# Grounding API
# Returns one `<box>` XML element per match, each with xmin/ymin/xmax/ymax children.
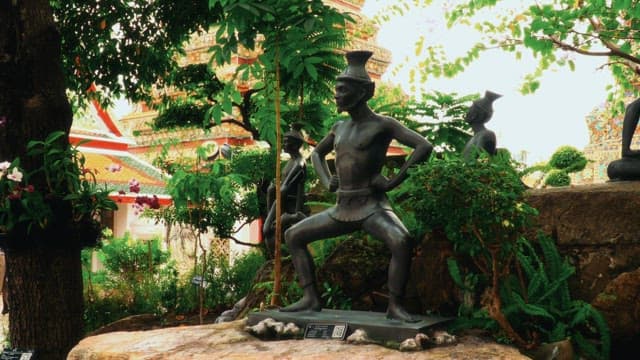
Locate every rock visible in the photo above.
<box><xmin>429</xmin><ymin>330</ymin><xmax>456</xmax><ymax>346</ymax></box>
<box><xmin>345</xmin><ymin>329</ymin><xmax>374</xmax><ymax>345</ymax></box>
<box><xmin>245</xmin><ymin>318</ymin><xmax>301</xmax><ymax>339</ymax></box>
<box><xmin>398</xmin><ymin>338</ymin><xmax>420</xmax><ymax>352</ymax></box>
<box><xmin>592</xmin><ymin>268</ymin><xmax>640</xmax><ymax>345</ymax></box>
<box><xmin>68</xmin><ymin>318</ymin><xmax>530</xmax><ymax>360</ymax></box>
<box><xmin>216</xmin><ymin>296</ymin><xmax>247</xmax><ymax>323</ymax></box>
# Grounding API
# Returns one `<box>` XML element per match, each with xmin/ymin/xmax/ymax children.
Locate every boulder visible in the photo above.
<box><xmin>68</xmin><ymin>318</ymin><xmax>530</xmax><ymax>360</ymax></box>
<box><xmin>591</xmin><ymin>267</ymin><xmax>640</xmax><ymax>357</ymax></box>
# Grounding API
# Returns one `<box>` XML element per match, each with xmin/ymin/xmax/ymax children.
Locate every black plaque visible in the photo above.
<box><xmin>304</xmin><ymin>322</ymin><xmax>348</xmax><ymax>340</ymax></box>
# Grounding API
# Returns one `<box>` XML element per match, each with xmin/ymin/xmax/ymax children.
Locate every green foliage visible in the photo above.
<box><xmin>548</xmin><ymin>146</ymin><xmax>588</xmax><ymax>173</ymax></box>
<box><xmin>511</xmin><ymin>234</ymin><xmax>611</xmax><ymax>360</ymax></box>
<box><xmin>149</xmin><ymin>145</ymin><xmax>273</xmax><ymax>240</ymax></box>
<box><xmin>201</xmin><ymin>0</ymin><xmax>350</xmax><ymax>144</ymax></box>
<box><xmin>382</xmin><ymin>1</ymin><xmax>640</xmax><ymax>104</ymax></box>
<box><xmin>52</xmin><ymin>0</ymin><xmax>221</xmax><ymax>105</ymax></box>
<box><xmin>544</xmin><ymin>169</ymin><xmax>571</xmax><ymax>187</ymax></box>
<box><xmin>0</xmin><ymin>131</ymin><xmax>116</xmax><ymax>240</ymax></box>
<box><xmin>397</xmin><ymin>151</ymin><xmax>609</xmax><ymax>358</ymax></box>
<box><xmin>524</xmin><ymin>145</ymin><xmax>589</xmax><ymax>187</ymax></box>
<box><xmin>398</xmin><ymin>152</ymin><xmax>536</xmax><ymax>252</ymax></box>
<box><xmin>82</xmin><ymin>234</ymin><xmax>178</xmax><ymax>333</ymax></box>
<box><xmin>175</xmin><ymin>249</ymin><xmax>266</xmax><ymax>313</ymax></box>
<box><xmin>375</xmin><ymin>90</ymin><xmax>474</xmax><ymax>154</ymax></box>
<box><xmin>321</xmin><ymin>282</ymin><xmax>352</xmax><ymax>310</ymax></box>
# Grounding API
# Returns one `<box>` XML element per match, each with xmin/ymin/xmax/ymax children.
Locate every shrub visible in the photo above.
<box><xmin>548</xmin><ymin>146</ymin><xmax>588</xmax><ymax>173</ymax></box>
<box><xmin>544</xmin><ymin>169</ymin><xmax>571</xmax><ymax>187</ymax></box>
<box><xmin>175</xmin><ymin>249</ymin><xmax>266</xmax><ymax>314</ymax></box>
<box><xmin>397</xmin><ymin>152</ymin><xmax>610</xmax><ymax>359</ymax></box>
<box><xmin>82</xmin><ymin>234</ymin><xmax>178</xmax><ymax>333</ymax></box>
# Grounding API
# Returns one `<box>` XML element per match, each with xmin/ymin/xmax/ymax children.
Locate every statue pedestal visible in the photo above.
<box><xmin>247</xmin><ymin>309</ymin><xmax>453</xmax><ymax>343</ymax></box>
<box><xmin>607</xmin><ymin>157</ymin><xmax>640</xmax><ymax>181</ymax></box>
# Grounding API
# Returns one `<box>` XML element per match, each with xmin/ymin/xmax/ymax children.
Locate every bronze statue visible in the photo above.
<box><xmin>608</xmin><ymin>97</ymin><xmax>640</xmax><ymax>180</ymax></box>
<box><xmin>263</xmin><ymin>124</ymin><xmax>308</xmax><ymax>255</ymax></box>
<box><xmin>462</xmin><ymin>90</ymin><xmax>501</xmax><ymax>160</ymax></box>
<box><xmin>280</xmin><ymin>50</ymin><xmax>433</xmax><ymax>322</ymax></box>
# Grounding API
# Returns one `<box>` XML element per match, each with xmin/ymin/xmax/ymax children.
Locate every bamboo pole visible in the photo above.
<box><xmin>271</xmin><ymin>45</ymin><xmax>283</xmax><ymax>307</ymax></box>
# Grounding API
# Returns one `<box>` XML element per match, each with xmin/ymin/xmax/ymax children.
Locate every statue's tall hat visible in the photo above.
<box><xmin>337</xmin><ymin>50</ymin><xmax>374</xmax><ymax>83</ymax></box>
<box><xmin>284</xmin><ymin>123</ymin><xmax>305</xmax><ymax>143</ymax></box>
<box><xmin>473</xmin><ymin>90</ymin><xmax>502</xmax><ymax>113</ymax></box>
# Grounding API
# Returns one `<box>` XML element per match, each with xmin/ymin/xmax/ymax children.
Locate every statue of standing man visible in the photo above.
<box><xmin>280</xmin><ymin>50</ymin><xmax>433</xmax><ymax>322</ymax></box>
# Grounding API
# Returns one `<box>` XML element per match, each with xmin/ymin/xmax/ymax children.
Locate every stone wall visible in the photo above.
<box><xmin>525</xmin><ymin>181</ymin><xmax>640</xmax><ymax>349</ymax></box>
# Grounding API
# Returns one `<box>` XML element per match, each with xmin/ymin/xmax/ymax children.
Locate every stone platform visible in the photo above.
<box><xmin>247</xmin><ymin>309</ymin><xmax>453</xmax><ymax>343</ymax></box>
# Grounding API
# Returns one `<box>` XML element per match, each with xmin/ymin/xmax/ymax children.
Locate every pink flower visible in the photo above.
<box><xmin>128</xmin><ymin>178</ymin><xmax>140</xmax><ymax>193</ymax></box>
<box><xmin>25</xmin><ymin>184</ymin><xmax>35</xmax><ymax>193</ymax></box>
<box><xmin>105</xmin><ymin>163</ymin><xmax>122</xmax><ymax>173</ymax></box>
<box><xmin>0</xmin><ymin>116</ymin><xmax>6</xmax><ymax>127</ymax></box>
<box><xmin>0</xmin><ymin>161</ymin><xmax>10</xmax><ymax>171</ymax></box>
<box><xmin>7</xmin><ymin>190</ymin><xmax>21</xmax><ymax>200</ymax></box>
<box><xmin>6</xmin><ymin>167</ymin><xmax>23</xmax><ymax>182</ymax></box>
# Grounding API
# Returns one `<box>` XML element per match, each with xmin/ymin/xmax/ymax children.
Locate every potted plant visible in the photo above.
<box><xmin>0</xmin><ymin>131</ymin><xmax>117</xmax><ymax>248</ymax></box>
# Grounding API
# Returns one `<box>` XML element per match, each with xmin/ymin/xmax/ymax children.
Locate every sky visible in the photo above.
<box><xmin>361</xmin><ymin>0</ymin><xmax>616</xmax><ymax>165</ymax></box>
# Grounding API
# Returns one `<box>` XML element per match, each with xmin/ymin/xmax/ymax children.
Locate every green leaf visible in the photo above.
<box><xmin>305</xmin><ymin>62</ymin><xmax>318</xmax><ymax>80</ymax></box>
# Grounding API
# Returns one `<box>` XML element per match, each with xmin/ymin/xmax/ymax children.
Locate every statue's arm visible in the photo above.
<box><xmin>311</xmin><ymin>125</ymin><xmax>338</xmax><ymax>192</ymax></box>
<box><xmin>375</xmin><ymin>118</ymin><xmax>432</xmax><ymax>191</ymax></box>
<box><xmin>280</xmin><ymin>162</ymin><xmax>304</xmax><ymax>194</ymax></box>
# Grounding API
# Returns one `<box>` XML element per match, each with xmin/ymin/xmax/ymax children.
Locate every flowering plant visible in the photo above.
<box><xmin>0</xmin><ymin>131</ymin><xmax>117</xmax><ymax>243</ymax></box>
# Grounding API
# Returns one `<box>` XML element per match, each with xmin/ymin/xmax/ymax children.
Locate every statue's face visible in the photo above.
<box><xmin>335</xmin><ymin>80</ymin><xmax>365</xmax><ymax>112</ymax></box>
<box><xmin>465</xmin><ymin>104</ymin><xmax>486</xmax><ymax>124</ymax></box>
<box><xmin>283</xmin><ymin>136</ymin><xmax>301</xmax><ymax>154</ymax></box>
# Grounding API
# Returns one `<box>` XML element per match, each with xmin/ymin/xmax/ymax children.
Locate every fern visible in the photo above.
<box><xmin>538</xmin><ymin>234</ymin><xmax>571</xmax><ymax>305</ymax></box>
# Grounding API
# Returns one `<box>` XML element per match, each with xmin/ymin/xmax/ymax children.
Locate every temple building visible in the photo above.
<box><xmin>571</xmin><ymin>95</ymin><xmax>639</xmax><ymax>185</ymax></box>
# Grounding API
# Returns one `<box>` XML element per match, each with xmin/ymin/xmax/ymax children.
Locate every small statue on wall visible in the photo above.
<box><xmin>462</xmin><ymin>90</ymin><xmax>502</xmax><ymax>160</ymax></box>
<box><xmin>262</xmin><ymin>124</ymin><xmax>308</xmax><ymax>256</ymax></box>
<box><xmin>279</xmin><ymin>50</ymin><xmax>433</xmax><ymax>322</ymax></box>
<box><xmin>607</xmin><ymin>97</ymin><xmax>640</xmax><ymax>181</ymax></box>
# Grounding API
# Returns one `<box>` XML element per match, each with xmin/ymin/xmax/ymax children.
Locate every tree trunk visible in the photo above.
<box><xmin>1</xmin><ymin>0</ymin><xmax>81</xmax><ymax>358</ymax></box>
<box><xmin>6</xmin><ymin>244</ymin><xmax>84</xmax><ymax>358</ymax></box>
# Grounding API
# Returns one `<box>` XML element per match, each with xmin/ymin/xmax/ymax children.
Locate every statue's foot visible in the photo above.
<box><xmin>279</xmin><ymin>296</ymin><xmax>322</xmax><ymax>312</ymax></box>
<box><xmin>386</xmin><ymin>304</ymin><xmax>420</xmax><ymax>323</ymax></box>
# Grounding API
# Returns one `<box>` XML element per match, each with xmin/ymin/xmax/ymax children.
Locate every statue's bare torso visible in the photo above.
<box><xmin>333</xmin><ymin>115</ymin><xmax>392</xmax><ymax>190</ymax></box>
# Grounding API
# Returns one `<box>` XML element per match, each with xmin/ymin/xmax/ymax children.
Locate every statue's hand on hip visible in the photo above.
<box><xmin>371</xmin><ymin>174</ymin><xmax>390</xmax><ymax>192</ymax></box>
<box><xmin>329</xmin><ymin>175</ymin><xmax>339</xmax><ymax>192</ymax></box>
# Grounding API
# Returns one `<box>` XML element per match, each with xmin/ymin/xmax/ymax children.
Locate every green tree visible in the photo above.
<box><xmin>1</xmin><ymin>1</ymin><xmax>212</xmax><ymax>356</ymax></box>
<box><xmin>384</xmin><ymin>0</ymin><xmax>640</xmax><ymax>112</ymax></box>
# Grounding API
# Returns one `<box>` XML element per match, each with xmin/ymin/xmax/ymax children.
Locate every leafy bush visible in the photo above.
<box><xmin>175</xmin><ymin>249</ymin><xmax>266</xmax><ymax>314</ymax></box>
<box><xmin>548</xmin><ymin>146</ymin><xmax>588</xmax><ymax>173</ymax></box>
<box><xmin>544</xmin><ymin>169</ymin><xmax>571</xmax><ymax>187</ymax></box>
<box><xmin>82</xmin><ymin>234</ymin><xmax>178</xmax><ymax>333</ymax></box>
<box><xmin>397</xmin><ymin>152</ymin><xmax>610</xmax><ymax>359</ymax></box>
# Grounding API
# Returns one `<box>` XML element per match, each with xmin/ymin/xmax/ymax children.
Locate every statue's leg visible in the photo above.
<box><xmin>363</xmin><ymin>210</ymin><xmax>419</xmax><ymax>322</ymax></box>
<box><xmin>622</xmin><ymin>97</ymin><xmax>640</xmax><ymax>157</ymax></box>
<box><xmin>280</xmin><ymin>211</ymin><xmax>356</xmax><ymax>312</ymax></box>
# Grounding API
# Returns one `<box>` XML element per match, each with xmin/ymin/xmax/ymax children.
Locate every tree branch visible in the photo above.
<box><xmin>229</xmin><ymin>235</ymin><xmax>260</xmax><ymax>247</ymax></box>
